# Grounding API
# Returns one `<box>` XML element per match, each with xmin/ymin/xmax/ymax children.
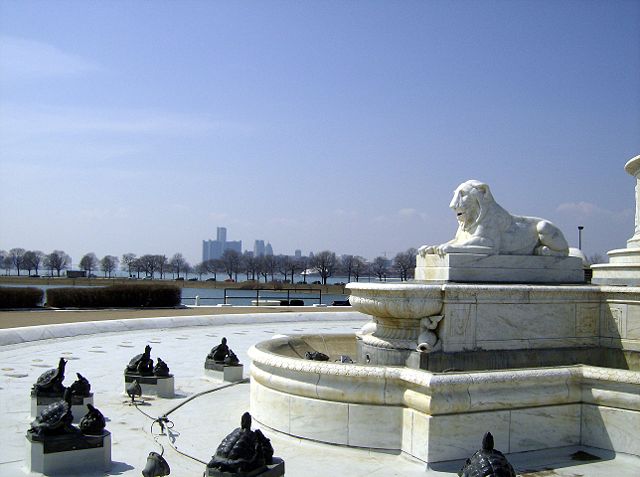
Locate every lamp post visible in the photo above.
<box><xmin>578</xmin><ymin>226</ymin><xmax>584</xmax><ymax>250</ymax></box>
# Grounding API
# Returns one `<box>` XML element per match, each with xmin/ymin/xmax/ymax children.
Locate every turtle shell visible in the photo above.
<box><xmin>30</xmin><ymin>390</ymin><xmax>73</xmax><ymax>435</ymax></box>
<box><xmin>35</xmin><ymin>357</ymin><xmax>66</xmax><ymax>389</ymax></box>
<box><xmin>126</xmin><ymin>345</ymin><xmax>153</xmax><ymax>374</ymax></box>
<box><xmin>208</xmin><ymin>412</ymin><xmax>267</xmax><ymax>473</ymax></box>
<box><xmin>458</xmin><ymin>432</ymin><xmax>516</xmax><ymax>477</ymax></box>
<box><xmin>79</xmin><ymin>403</ymin><xmax>106</xmax><ymax>434</ymax></box>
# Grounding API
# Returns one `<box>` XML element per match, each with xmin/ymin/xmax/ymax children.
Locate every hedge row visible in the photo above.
<box><xmin>46</xmin><ymin>284</ymin><xmax>181</xmax><ymax>308</ymax></box>
<box><xmin>0</xmin><ymin>287</ymin><xmax>44</xmax><ymax>308</ymax></box>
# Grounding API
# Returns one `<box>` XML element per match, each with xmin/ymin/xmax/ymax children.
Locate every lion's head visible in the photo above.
<box><xmin>449</xmin><ymin>180</ymin><xmax>494</xmax><ymax>231</ymax></box>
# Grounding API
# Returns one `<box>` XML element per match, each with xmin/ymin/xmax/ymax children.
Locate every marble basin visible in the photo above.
<box><xmin>346</xmin><ymin>282</ymin><xmax>442</xmax><ymax>319</ymax></box>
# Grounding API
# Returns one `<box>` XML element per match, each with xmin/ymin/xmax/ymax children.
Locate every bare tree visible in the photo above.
<box><xmin>277</xmin><ymin>255</ymin><xmax>292</xmax><ymax>283</ymax></box>
<box><xmin>242</xmin><ymin>252</ymin><xmax>257</xmax><ymax>281</ymax></box>
<box><xmin>195</xmin><ymin>262</ymin><xmax>208</xmax><ymax>280</ymax></box>
<box><xmin>256</xmin><ymin>256</ymin><xmax>268</xmax><ymax>283</ymax></box>
<box><xmin>372</xmin><ymin>256</ymin><xmax>390</xmax><ymax>281</ymax></box>
<box><xmin>183</xmin><ymin>262</ymin><xmax>193</xmax><ymax>279</ymax></box>
<box><xmin>221</xmin><ymin>249</ymin><xmax>241</xmax><ymax>281</ymax></box>
<box><xmin>45</xmin><ymin>250</ymin><xmax>71</xmax><ymax>277</ymax></box>
<box><xmin>156</xmin><ymin>255</ymin><xmax>168</xmax><ymax>279</ymax></box>
<box><xmin>121</xmin><ymin>253</ymin><xmax>137</xmax><ymax>277</ymax></box>
<box><xmin>203</xmin><ymin>259</ymin><xmax>220</xmax><ymax>281</ymax></box>
<box><xmin>297</xmin><ymin>255</ymin><xmax>309</xmax><ymax>284</ymax></box>
<box><xmin>132</xmin><ymin>258</ymin><xmax>144</xmax><ymax>279</ymax></box>
<box><xmin>587</xmin><ymin>253</ymin><xmax>607</xmax><ymax>265</ymax></box>
<box><xmin>351</xmin><ymin>256</ymin><xmax>367</xmax><ymax>282</ymax></box>
<box><xmin>80</xmin><ymin>253</ymin><xmax>98</xmax><ymax>277</ymax></box>
<box><xmin>311</xmin><ymin>250</ymin><xmax>337</xmax><ymax>285</ymax></box>
<box><xmin>394</xmin><ymin>248</ymin><xmax>417</xmax><ymax>281</ymax></box>
<box><xmin>9</xmin><ymin>248</ymin><xmax>26</xmax><ymax>276</ymax></box>
<box><xmin>139</xmin><ymin>254</ymin><xmax>157</xmax><ymax>278</ymax></box>
<box><xmin>170</xmin><ymin>253</ymin><xmax>188</xmax><ymax>278</ymax></box>
<box><xmin>340</xmin><ymin>255</ymin><xmax>355</xmax><ymax>282</ymax></box>
<box><xmin>100</xmin><ymin>255</ymin><xmax>119</xmax><ymax>278</ymax></box>
<box><xmin>23</xmin><ymin>250</ymin><xmax>45</xmax><ymax>276</ymax></box>
<box><xmin>0</xmin><ymin>250</ymin><xmax>8</xmax><ymax>275</ymax></box>
<box><xmin>263</xmin><ymin>254</ymin><xmax>278</xmax><ymax>282</ymax></box>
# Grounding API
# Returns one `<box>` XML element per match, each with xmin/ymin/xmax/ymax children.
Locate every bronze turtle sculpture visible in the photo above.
<box><xmin>208</xmin><ymin>337</ymin><xmax>230</xmax><ymax>363</ymax></box>
<box><xmin>153</xmin><ymin>358</ymin><xmax>170</xmax><ymax>377</ymax></box>
<box><xmin>69</xmin><ymin>372</ymin><xmax>91</xmax><ymax>397</ymax></box>
<box><xmin>126</xmin><ymin>344</ymin><xmax>153</xmax><ymax>375</ymax></box>
<box><xmin>305</xmin><ymin>351</ymin><xmax>329</xmax><ymax>361</ymax></box>
<box><xmin>32</xmin><ymin>357</ymin><xmax>67</xmax><ymax>395</ymax></box>
<box><xmin>79</xmin><ymin>403</ymin><xmax>106</xmax><ymax>435</ymax></box>
<box><xmin>29</xmin><ymin>388</ymin><xmax>77</xmax><ymax>440</ymax></box>
<box><xmin>458</xmin><ymin>432</ymin><xmax>516</xmax><ymax>477</ymax></box>
<box><xmin>207</xmin><ymin>412</ymin><xmax>273</xmax><ymax>473</ymax></box>
<box><xmin>224</xmin><ymin>349</ymin><xmax>240</xmax><ymax>366</ymax></box>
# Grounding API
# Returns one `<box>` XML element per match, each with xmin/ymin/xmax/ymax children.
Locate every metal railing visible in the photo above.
<box><xmin>223</xmin><ymin>288</ymin><xmax>322</xmax><ymax>306</ymax></box>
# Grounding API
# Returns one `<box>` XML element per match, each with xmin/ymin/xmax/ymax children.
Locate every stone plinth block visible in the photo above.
<box><xmin>123</xmin><ymin>374</ymin><xmax>174</xmax><ymax>398</ymax></box>
<box><xmin>26</xmin><ymin>430</ymin><xmax>111</xmax><ymax>474</ymax></box>
<box><xmin>415</xmin><ymin>253</ymin><xmax>584</xmax><ymax>283</ymax></box>
<box><xmin>206</xmin><ymin>458</ymin><xmax>285</xmax><ymax>477</ymax></box>
<box><xmin>31</xmin><ymin>393</ymin><xmax>94</xmax><ymax>424</ymax></box>
<box><xmin>204</xmin><ymin>360</ymin><xmax>244</xmax><ymax>382</ymax></box>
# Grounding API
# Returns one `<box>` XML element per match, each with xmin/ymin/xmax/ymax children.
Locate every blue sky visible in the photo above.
<box><xmin>1</xmin><ymin>0</ymin><xmax>639</xmax><ymax>266</ymax></box>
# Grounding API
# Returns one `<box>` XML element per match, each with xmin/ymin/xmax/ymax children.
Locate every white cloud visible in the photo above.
<box><xmin>398</xmin><ymin>208</ymin><xmax>427</xmax><ymax>220</ymax></box>
<box><xmin>0</xmin><ymin>36</ymin><xmax>103</xmax><ymax>79</ymax></box>
<box><xmin>0</xmin><ymin>104</ymin><xmax>230</xmax><ymax>138</ymax></box>
<box><xmin>556</xmin><ymin>201</ymin><xmax>631</xmax><ymax>222</ymax></box>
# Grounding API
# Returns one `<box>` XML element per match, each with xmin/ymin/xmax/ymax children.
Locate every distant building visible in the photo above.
<box><xmin>294</xmin><ymin>249</ymin><xmax>302</xmax><ymax>258</ymax></box>
<box><xmin>202</xmin><ymin>227</ymin><xmax>242</xmax><ymax>261</ymax></box>
<box><xmin>254</xmin><ymin>240</ymin><xmax>265</xmax><ymax>257</ymax></box>
<box><xmin>265</xmin><ymin>242</ymin><xmax>273</xmax><ymax>256</ymax></box>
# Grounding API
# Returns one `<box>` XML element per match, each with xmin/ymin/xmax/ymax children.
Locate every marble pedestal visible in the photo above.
<box><xmin>591</xmin><ymin>247</ymin><xmax>640</xmax><ymax>285</ymax></box>
<box><xmin>204</xmin><ymin>360</ymin><xmax>244</xmax><ymax>382</ymax></box>
<box><xmin>205</xmin><ymin>458</ymin><xmax>285</xmax><ymax>477</ymax></box>
<box><xmin>26</xmin><ymin>430</ymin><xmax>111</xmax><ymax>474</ymax></box>
<box><xmin>31</xmin><ymin>393</ymin><xmax>94</xmax><ymax>424</ymax></box>
<box><xmin>124</xmin><ymin>374</ymin><xmax>174</xmax><ymax>398</ymax></box>
<box><xmin>415</xmin><ymin>253</ymin><xmax>584</xmax><ymax>283</ymax></box>
<box><xmin>592</xmin><ymin>154</ymin><xmax>640</xmax><ymax>285</ymax></box>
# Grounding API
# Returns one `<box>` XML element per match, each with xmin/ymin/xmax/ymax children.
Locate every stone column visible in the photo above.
<box><xmin>625</xmin><ymin>155</ymin><xmax>640</xmax><ymax>248</ymax></box>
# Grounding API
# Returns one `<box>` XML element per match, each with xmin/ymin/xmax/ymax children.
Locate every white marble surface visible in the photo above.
<box><xmin>1</xmin><ymin>314</ymin><xmax>639</xmax><ymax>476</ymax></box>
<box><xmin>509</xmin><ymin>405</ymin><xmax>581</xmax><ymax>452</ymax></box>
<box><xmin>415</xmin><ymin>253</ymin><xmax>584</xmax><ymax>283</ymax></box>
<box><xmin>26</xmin><ymin>432</ymin><xmax>111</xmax><ymax>474</ymax></box>
<box><xmin>581</xmin><ymin>404</ymin><xmax>640</xmax><ymax>456</ymax></box>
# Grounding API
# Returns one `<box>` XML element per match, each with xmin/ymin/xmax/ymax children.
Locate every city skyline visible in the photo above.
<box><xmin>1</xmin><ymin>2</ymin><xmax>638</xmax><ymax>266</ymax></box>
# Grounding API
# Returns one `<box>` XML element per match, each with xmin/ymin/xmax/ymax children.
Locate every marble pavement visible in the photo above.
<box><xmin>0</xmin><ymin>311</ymin><xmax>638</xmax><ymax>476</ymax></box>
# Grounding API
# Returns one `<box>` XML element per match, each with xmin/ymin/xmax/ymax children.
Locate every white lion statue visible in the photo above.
<box><xmin>419</xmin><ymin>180</ymin><xmax>570</xmax><ymax>257</ymax></box>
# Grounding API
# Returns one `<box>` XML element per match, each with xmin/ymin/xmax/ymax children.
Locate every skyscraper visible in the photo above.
<box><xmin>254</xmin><ymin>240</ymin><xmax>265</xmax><ymax>257</ymax></box>
<box><xmin>203</xmin><ymin>227</ymin><xmax>242</xmax><ymax>262</ymax></box>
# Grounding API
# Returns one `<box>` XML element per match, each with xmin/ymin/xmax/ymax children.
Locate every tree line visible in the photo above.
<box><xmin>0</xmin><ymin>247</ymin><xmax>419</xmax><ymax>284</ymax></box>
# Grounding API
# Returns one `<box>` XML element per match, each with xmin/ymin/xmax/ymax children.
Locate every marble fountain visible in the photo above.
<box><xmin>249</xmin><ymin>158</ymin><xmax>640</xmax><ymax>466</ymax></box>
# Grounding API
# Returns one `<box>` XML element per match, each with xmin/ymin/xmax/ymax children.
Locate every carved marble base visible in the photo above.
<box><xmin>415</xmin><ymin>253</ymin><xmax>585</xmax><ymax>283</ymax></box>
<box><xmin>205</xmin><ymin>458</ymin><xmax>285</xmax><ymax>477</ymax></box>
<box><xmin>123</xmin><ymin>373</ymin><xmax>174</xmax><ymax>398</ymax></box>
<box><xmin>26</xmin><ymin>430</ymin><xmax>111</xmax><ymax>474</ymax></box>
<box><xmin>591</xmin><ymin>247</ymin><xmax>640</xmax><ymax>286</ymax></box>
<box><xmin>204</xmin><ymin>361</ymin><xmax>244</xmax><ymax>382</ymax></box>
<box><xmin>31</xmin><ymin>394</ymin><xmax>94</xmax><ymax>424</ymax></box>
